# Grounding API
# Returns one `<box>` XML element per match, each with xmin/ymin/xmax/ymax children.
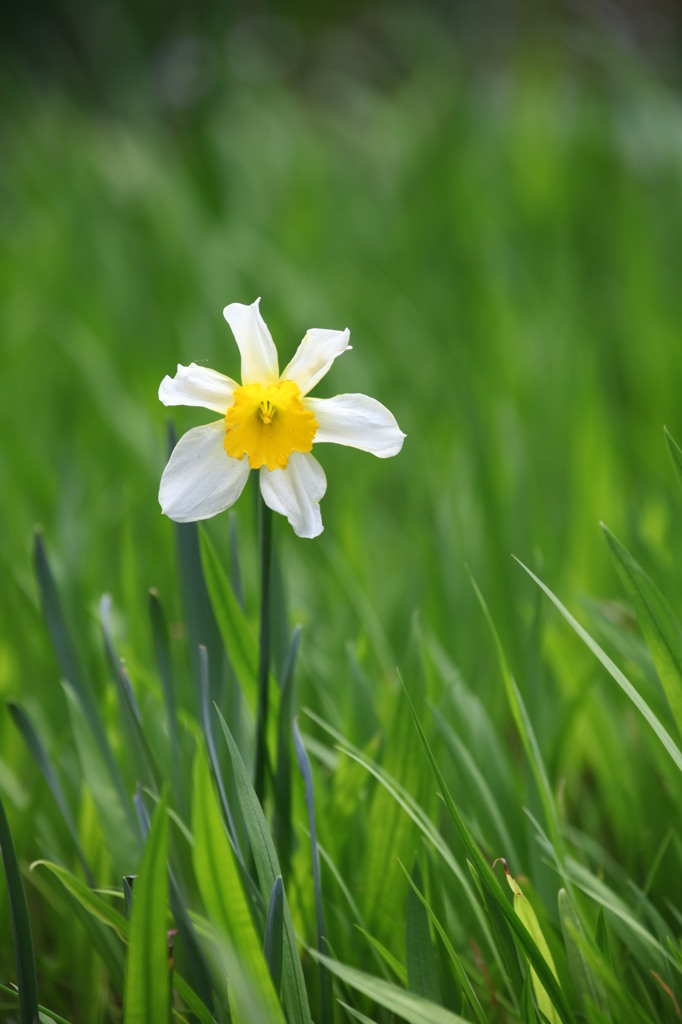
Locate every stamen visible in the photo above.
<box><xmin>224</xmin><ymin>379</ymin><xmax>318</xmax><ymax>471</ymax></box>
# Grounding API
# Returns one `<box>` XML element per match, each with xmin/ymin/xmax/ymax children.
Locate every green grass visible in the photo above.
<box><xmin>2</xmin><ymin>14</ymin><xmax>682</xmax><ymax>1023</ymax></box>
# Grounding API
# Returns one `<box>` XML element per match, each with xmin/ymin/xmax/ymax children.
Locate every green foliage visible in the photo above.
<box><xmin>2</xmin><ymin>14</ymin><xmax>682</xmax><ymax>1024</ymax></box>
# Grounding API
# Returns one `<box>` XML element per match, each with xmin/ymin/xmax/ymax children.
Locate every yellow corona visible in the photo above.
<box><xmin>224</xmin><ymin>379</ymin><xmax>318</xmax><ymax>472</ymax></box>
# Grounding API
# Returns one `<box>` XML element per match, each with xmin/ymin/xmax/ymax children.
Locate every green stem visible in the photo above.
<box><xmin>254</xmin><ymin>494</ymin><xmax>273</xmax><ymax>803</ymax></box>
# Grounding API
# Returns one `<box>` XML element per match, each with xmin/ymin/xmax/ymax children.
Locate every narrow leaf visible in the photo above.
<box><xmin>400</xmin><ymin>861</ymin><xmax>488</xmax><ymax>1024</ymax></box>
<box><xmin>191</xmin><ymin>748</ymin><xmax>284</xmax><ymax>1023</ymax></box>
<box><xmin>199</xmin><ymin>526</ymin><xmax>259</xmax><ymax>704</ymax></box>
<box><xmin>264</xmin><ymin>876</ymin><xmax>284</xmax><ymax>995</ymax></box>
<box><xmin>35</xmin><ymin>532</ymin><xmax>134</xmax><ymax>830</ymax></box>
<box><xmin>514</xmin><ymin>558</ymin><xmax>682</xmax><ymax>773</ymax></box>
<box><xmin>293</xmin><ymin>718</ymin><xmax>333</xmax><ymax>1024</ymax></box>
<box><xmin>123</xmin><ymin>795</ymin><xmax>170</xmax><ymax>1024</ymax></box>
<box><xmin>149</xmin><ymin>589</ymin><xmax>183</xmax><ymax>810</ymax></box>
<box><xmin>665</xmin><ymin>427</ymin><xmax>682</xmax><ymax>491</ymax></box>
<box><xmin>215</xmin><ymin>706</ymin><xmax>312</xmax><ymax>1024</ymax></box>
<box><xmin>7</xmin><ymin>702</ymin><xmax>94</xmax><ymax>885</ymax></box>
<box><xmin>602</xmin><ymin>523</ymin><xmax>682</xmax><ymax>740</ymax></box>
<box><xmin>558</xmin><ymin>889</ymin><xmax>607</xmax><ymax>1016</ymax></box>
<box><xmin>0</xmin><ymin>790</ymin><xmax>40</xmax><ymax>1024</ymax></box>
<box><xmin>62</xmin><ymin>681</ymin><xmax>139</xmax><ymax>873</ymax></box>
<box><xmin>401</xmin><ymin>684</ymin><xmax>577</xmax><ymax>1024</ymax></box>
<box><xmin>405</xmin><ymin>859</ymin><xmax>441</xmax><ymax>1003</ymax></box>
<box><xmin>310</xmin><ymin>952</ymin><xmax>470</xmax><ymax>1024</ymax></box>
<box><xmin>274</xmin><ymin>625</ymin><xmax>301</xmax><ymax>882</ymax></box>
<box><xmin>501</xmin><ymin>862</ymin><xmax>561</xmax><ymax>1024</ymax></box>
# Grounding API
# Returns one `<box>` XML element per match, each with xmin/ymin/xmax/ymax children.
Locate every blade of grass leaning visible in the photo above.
<box><xmin>430</xmin><ymin>704</ymin><xmax>521</xmax><ymax>868</ymax></box>
<box><xmin>35</xmin><ymin>531</ymin><xmax>134</xmax><ymax>831</ymax></box>
<box><xmin>354</xmin><ymin>926</ymin><xmax>408</xmax><ymax>984</ymax></box>
<box><xmin>215</xmin><ymin>705</ymin><xmax>313</xmax><ymax>1024</ymax></box>
<box><xmin>292</xmin><ymin>717</ymin><xmax>333</xmax><ymax>1024</ymax></box>
<box><xmin>602</xmin><ymin>523</ymin><xmax>682</xmax><ymax>740</ymax></box>
<box><xmin>467</xmin><ymin>569</ymin><xmax>564</xmax><ymax>861</ymax></box>
<box><xmin>401</xmin><ymin>682</ymin><xmax>577</xmax><ymax>1024</ymax></box>
<box><xmin>101</xmin><ymin>593</ymin><xmax>165</xmax><ymax>792</ymax></box>
<box><xmin>664</xmin><ymin>427</ymin><xmax>682</xmax><ymax>491</ymax></box>
<box><xmin>399</xmin><ymin>860</ymin><xmax>488</xmax><ymax>1024</ymax></box>
<box><xmin>36</xmin><ymin>862</ymin><xmax>216</xmax><ymax>1024</ymax></box>
<box><xmin>405</xmin><ymin>858</ymin><xmax>441</xmax><ymax>1003</ymax></box>
<box><xmin>191</xmin><ymin>747</ymin><xmax>284</xmax><ymax>1023</ymax></box>
<box><xmin>514</xmin><ymin>558</ymin><xmax>682</xmax><ymax>773</ymax></box>
<box><xmin>33</xmin><ymin>860</ymin><xmax>129</xmax><ymax>940</ymax></box>
<box><xmin>7</xmin><ymin>701</ymin><xmax>94</xmax><ymax>885</ymax></box>
<box><xmin>264</xmin><ymin>876</ymin><xmax>284</xmax><ymax>995</ymax></box>
<box><xmin>32</xmin><ymin>861</ymin><xmax>126</xmax><ymax>990</ymax></box>
<box><xmin>304</xmin><ymin>707</ymin><xmax>498</xmax><ymax>968</ymax></box>
<box><xmin>499</xmin><ymin>861</ymin><xmax>561</xmax><ymax>1024</ymax></box>
<box><xmin>149</xmin><ymin>588</ymin><xmax>183</xmax><ymax>812</ymax></box>
<box><xmin>0</xmin><ymin>983</ymin><xmax>73</xmax><ymax>1024</ymax></box>
<box><xmin>309</xmin><ymin>952</ymin><xmax>471</xmax><ymax>1024</ymax></box>
<box><xmin>0</xmin><ymin>790</ymin><xmax>40</xmax><ymax>1024</ymax></box>
<box><xmin>337</xmin><ymin>1004</ymin><xmax>381</xmax><ymax>1024</ymax></box>
<box><xmin>123</xmin><ymin>794</ymin><xmax>170</xmax><ymax>1024</ymax></box>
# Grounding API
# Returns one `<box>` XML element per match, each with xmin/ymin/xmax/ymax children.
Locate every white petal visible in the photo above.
<box><xmin>159</xmin><ymin>420</ymin><xmax>250</xmax><ymax>522</ymax></box>
<box><xmin>159</xmin><ymin>363</ymin><xmax>238</xmax><ymax>414</ymax></box>
<box><xmin>223</xmin><ymin>298</ymin><xmax>279</xmax><ymax>386</ymax></box>
<box><xmin>304</xmin><ymin>394</ymin><xmax>405</xmax><ymax>457</ymax></box>
<box><xmin>281</xmin><ymin>328</ymin><xmax>351</xmax><ymax>395</ymax></box>
<box><xmin>259</xmin><ymin>451</ymin><xmax>327</xmax><ymax>539</ymax></box>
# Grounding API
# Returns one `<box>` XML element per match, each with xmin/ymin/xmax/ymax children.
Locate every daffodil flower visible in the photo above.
<box><xmin>158</xmin><ymin>299</ymin><xmax>405</xmax><ymax>538</ymax></box>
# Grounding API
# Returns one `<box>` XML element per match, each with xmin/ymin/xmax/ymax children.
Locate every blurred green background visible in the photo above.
<box><xmin>3</xmin><ymin>1</ymin><xmax>682</xmax><ymax>666</ymax></box>
<box><xmin>3</xmin><ymin>0</ymin><xmax>682</xmax><ymax>1015</ymax></box>
<box><xmin>3</xmin><ymin>0</ymin><xmax>682</xmax><ymax>925</ymax></box>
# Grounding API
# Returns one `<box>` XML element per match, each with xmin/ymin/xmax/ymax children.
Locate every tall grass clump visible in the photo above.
<box><xmin>2</xmin><ymin>8</ymin><xmax>682</xmax><ymax>1023</ymax></box>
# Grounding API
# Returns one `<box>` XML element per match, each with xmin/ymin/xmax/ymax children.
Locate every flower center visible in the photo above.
<box><xmin>224</xmin><ymin>379</ymin><xmax>318</xmax><ymax>472</ymax></box>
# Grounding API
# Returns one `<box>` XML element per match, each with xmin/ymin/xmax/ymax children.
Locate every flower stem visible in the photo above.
<box><xmin>254</xmin><ymin>493</ymin><xmax>273</xmax><ymax>803</ymax></box>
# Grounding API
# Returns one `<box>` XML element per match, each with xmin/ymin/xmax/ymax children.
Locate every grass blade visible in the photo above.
<box><xmin>401</xmin><ymin>682</ymin><xmax>577</xmax><ymax>1024</ymax></box>
<box><xmin>62</xmin><ymin>681</ymin><xmax>139</xmax><ymax>873</ymax></box>
<box><xmin>35</xmin><ymin>532</ymin><xmax>134</xmax><ymax>831</ymax></box>
<box><xmin>173</xmin><ymin>486</ymin><xmax>224</xmax><ymax>711</ymax></box>
<box><xmin>215</xmin><ymin>706</ymin><xmax>312</xmax><ymax>1024</ymax></box>
<box><xmin>0</xmin><ymin>790</ymin><xmax>40</xmax><ymax>1024</ymax></box>
<box><xmin>7</xmin><ymin>701</ymin><xmax>94</xmax><ymax>885</ymax></box>
<box><xmin>292</xmin><ymin>717</ymin><xmax>333</xmax><ymax>1024</ymax></box>
<box><xmin>467</xmin><ymin>569</ymin><xmax>564</xmax><ymax>860</ymax></box>
<box><xmin>123</xmin><ymin>794</ymin><xmax>170</xmax><ymax>1024</ymax></box>
<box><xmin>399</xmin><ymin>860</ymin><xmax>488</xmax><ymax>1024</ymax></box>
<box><xmin>405</xmin><ymin>858</ymin><xmax>441</xmax><ymax>1003</ymax></box>
<box><xmin>264</xmin><ymin>875</ymin><xmax>284</xmax><ymax>995</ymax></box>
<box><xmin>500</xmin><ymin>861</ymin><xmax>561</xmax><ymax>1024</ymax></box>
<box><xmin>309</xmin><ymin>952</ymin><xmax>470</xmax><ymax>1024</ymax></box>
<box><xmin>199</xmin><ymin>525</ymin><xmax>259</xmax><ymax>707</ymax></box>
<box><xmin>191</xmin><ymin>747</ymin><xmax>284</xmax><ymax>1023</ymax></box>
<box><xmin>514</xmin><ymin>558</ymin><xmax>682</xmax><ymax>773</ymax></box>
<box><xmin>602</xmin><ymin>523</ymin><xmax>682</xmax><ymax>740</ymax></box>
<box><xmin>665</xmin><ymin>427</ymin><xmax>682</xmax><ymax>491</ymax></box>
<box><xmin>274</xmin><ymin>625</ymin><xmax>301</xmax><ymax>883</ymax></box>
<box><xmin>149</xmin><ymin>588</ymin><xmax>183</xmax><ymax>812</ymax></box>
<box><xmin>558</xmin><ymin>889</ymin><xmax>607</xmax><ymax>1017</ymax></box>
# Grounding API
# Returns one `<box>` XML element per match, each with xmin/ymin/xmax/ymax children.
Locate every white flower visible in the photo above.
<box><xmin>158</xmin><ymin>299</ymin><xmax>405</xmax><ymax>538</ymax></box>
